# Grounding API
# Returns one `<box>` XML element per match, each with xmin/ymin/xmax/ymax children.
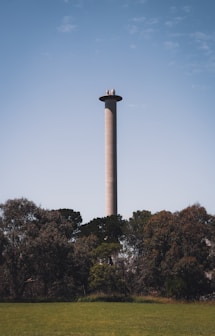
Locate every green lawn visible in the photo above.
<box><xmin>0</xmin><ymin>302</ymin><xmax>214</xmax><ymax>336</ymax></box>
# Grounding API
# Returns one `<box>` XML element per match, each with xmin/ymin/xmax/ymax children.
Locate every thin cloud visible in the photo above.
<box><xmin>181</xmin><ymin>56</ymin><xmax>215</xmax><ymax>76</ymax></box>
<box><xmin>74</xmin><ymin>0</ymin><xmax>84</xmax><ymax>8</ymax></box>
<box><xmin>147</xmin><ymin>18</ymin><xmax>159</xmax><ymax>25</ymax></box>
<box><xmin>169</xmin><ymin>32</ymin><xmax>186</xmax><ymax>38</ymax></box>
<box><xmin>123</xmin><ymin>0</ymin><xmax>147</xmax><ymax>8</ymax></box>
<box><xmin>137</xmin><ymin>0</ymin><xmax>148</xmax><ymax>4</ymax></box>
<box><xmin>130</xmin><ymin>16</ymin><xmax>159</xmax><ymax>25</ymax></box>
<box><xmin>206</xmin><ymin>60</ymin><xmax>215</xmax><ymax>73</ymax></box>
<box><xmin>128</xmin><ymin>16</ymin><xmax>159</xmax><ymax>37</ymax></box>
<box><xmin>164</xmin><ymin>40</ymin><xmax>179</xmax><ymax>50</ymax></box>
<box><xmin>141</xmin><ymin>28</ymin><xmax>156</xmax><ymax>39</ymax></box>
<box><xmin>191</xmin><ymin>31</ymin><xmax>215</xmax><ymax>43</ymax></box>
<box><xmin>58</xmin><ymin>16</ymin><xmax>77</xmax><ymax>33</ymax></box>
<box><xmin>182</xmin><ymin>5</ymin><xmax>191</xmax><ymax>14</ymax></box>
<box><xmin>63</xmin><ymin>0</ymin><xmax>83</xmax><ymax>6</ymax></box>
<box><xmin>199</xmin><ymin>42</ymin><xmax>210</xmax><ymax>51</ymax></box>
<box><xmin>170</xmin><ymin>6</ymin><xmax>177</xmax><ymax>14</ymax></box>
<box><xmin>129</xmin><ymin>43</ymin><xmax>137</xmax><ymax>49</ymax></box>
<box><xmin>165</xmin><ymin>16</ymin><xmax>185</xmax><ymax>27</ymax></box>
<box><xmin>192</xmin><ymin>32</ymin><xmax>209</xmax><ymax>41</ymax></box>
<box><xmin>131</xmin><ymin>16</ymin><xmax>146</xmax><ymax>23</ymax></box>
<box><xmin>170</xmin><ymin>5</ymin><xmax>191</xmax><ymax>15</ymax></box>
<box><xmin>127</xmin><ymin>24</ymin><xmax>138</xmax><ymax>34</ymax></box>
<box><xmin>190</xmin><ymin>31</ymin><xmax>215</xmax><ymax>54</ymax></box>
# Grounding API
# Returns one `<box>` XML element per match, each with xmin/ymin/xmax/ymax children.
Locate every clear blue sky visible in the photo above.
<box><xmin>1</xmin><ymin>0</ymin><xmax>215</xmax><ymax>223</ymax></box>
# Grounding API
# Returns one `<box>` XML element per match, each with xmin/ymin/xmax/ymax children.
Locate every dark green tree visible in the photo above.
<box><xmin>78</xmin><ymin>216</ymin><xmax>127</xmax><ymax>295</ymax></box>
<box><xmin>27</xmin><ymin>225</ymin><xmax>74</xmax><ymax>298</ymax></box>
<box><xmin>139</xmin><ymin>205</ymin><xmax>213</xmax><ymax>298</ymax></box>
<box><xmin>122</xmin><ymin>210</ymin><xmax>152</xmax><ymax>293</ymax></box>
<box><xmin>0</xmin><ymin>198</ymin><xmax>42</xmax><ymax>298</ymax></box>
<box><xmin>89</xmin><ymin>263</ymin><xmax>127</xmax><ymax>295</ymax></box>
<box><xmin>56</xmin><ymin>208</ymin><xmax>82</xmax><ymax>239</ymax></box>
<box><xmin>78</xmin><ymin>215</ymin><xmax>124</xmax><ymax>244</ymax></box>
<box><xmin>123</xmin><ymin>210</ymin><xmax>152</xmax><ymax>256</ymax></box>
<box><xmin>73</xmin><ymin>234</ymin><xmax>98</xmax><ymax>295</ymax></box>
<box><xmin>0</xmin><ymin>198</ymin><xmax>80</xmax><ymax>299</ymax></box>
<box><xmin>89</xmin><ymin>242</ymin><xmax>127</xmax><ymax>295</ymax></box>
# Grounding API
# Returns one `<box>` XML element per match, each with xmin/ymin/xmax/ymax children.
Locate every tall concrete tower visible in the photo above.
<box><xmin>99</xmin><ymin>89</ymin><xmax>122</xmax><ymax>216</ymax></box>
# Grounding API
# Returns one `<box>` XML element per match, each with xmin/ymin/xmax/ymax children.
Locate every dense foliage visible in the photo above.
<box><xmin>0</xmin><ymin>198</ymin><xmax>214</xmax><ymax>300</ymax></box>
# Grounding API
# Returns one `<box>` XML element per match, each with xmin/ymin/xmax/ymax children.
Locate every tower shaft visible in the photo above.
<box><xmin>105</xmin><ymin>99</ymin><xmax>117</xmax><ymax>216</ymax></box>
<box><xmin>99</xmin><ymin>90</ymin><xmax>122</xmax><ymax>216</ymax></box>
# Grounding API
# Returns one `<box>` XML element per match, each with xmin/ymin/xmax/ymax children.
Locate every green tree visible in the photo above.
<box><xmin>0</xmin><ymin>198</ymin><xmax>42</xmax><ymax>298</ymax></box>
<box><xmin>166</xmin><ymin>204</ymin><xmax>213</xmax><ymax>299</ymax></box>
<box><xmin>93</xmin><ymin>242</ymin><xmax>121</xmax><ymax>265</ymax></box>
<box><xmin>56</xmin><ymin>208</ymin><xmax>82</xmax><ymax>239</ymax></box>
<box><xmin>141</xmin><ymin>210</ymin><xmax>174</xmax><ymax>293</ymax></box>
<box><xmin>138</xmin><ymin>205</ymin><xmax>213</xmax><ymax>298</ymax></box>
<box><xmin>27</xmin><ymin>225</ymin><xmax>74</xmax><ymax>298</ymax></box>
<box><xmin>123</xmin><ymin>210</ymin><xmax>152</xmax><ymax>256</ymax></box>
<box><xmin>167</xmin><ymin>256</ymin><xmax>209</xmax><ymax>299</ymax></box>
<box><xmin>89</xmin><ymin>263</ymin><xmax>127</xmax><ymax>295</ymax></box>
<box><xmin>73</xmin><ymin>234</ymin><xmax>98</xmax><ymax>295</ymax></box>
<box><xmin>78</xmin><ymin>215</ymin><xmax>124</xmax><ymax>244</ymax></box>
<box><xmin>0</xmin><ymin>198</ymin><xmax>80</xmax><ymax>299</ymax></box>
<box><xmin>88</xmin><ymin>238</ymin><xmax>128</xmax><ymax>295</ymax></box>
<box><xmin>121</xmin><ymin>210</ymin><xmax>152</xmax><ymax>294</ymax></box>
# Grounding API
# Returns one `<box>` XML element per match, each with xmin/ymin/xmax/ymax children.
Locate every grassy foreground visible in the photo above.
<box><xmin>0</xmin><ymin>301</ymin><xmax>214</xmax><ymax>336</ymax></box>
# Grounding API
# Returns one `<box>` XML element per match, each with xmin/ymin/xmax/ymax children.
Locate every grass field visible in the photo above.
<box><xmin>0</xmin><ymin>301</ymin><xmax>214</xmax><ymax>336</ymax></box>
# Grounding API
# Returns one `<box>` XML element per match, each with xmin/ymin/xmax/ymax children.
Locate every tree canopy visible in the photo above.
<box><xmin>0</xmin><ymin>198</ymin><xmax>214</xmax><ymax>301</ymax></box>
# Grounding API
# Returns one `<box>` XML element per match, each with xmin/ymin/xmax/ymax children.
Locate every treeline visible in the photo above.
<box><xmin>0</xmin><ymin>198</ymin><xmax>215</xmax><ymax>301</ymax></box>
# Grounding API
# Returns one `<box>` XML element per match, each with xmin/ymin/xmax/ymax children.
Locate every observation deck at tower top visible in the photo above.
<box><xmin>99</xmin><ymin>89</ymin><xmax>122</xmax><ymax>102</ymax></box>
